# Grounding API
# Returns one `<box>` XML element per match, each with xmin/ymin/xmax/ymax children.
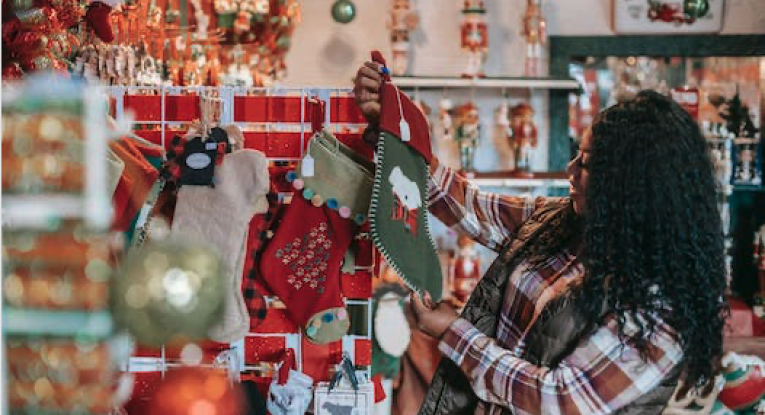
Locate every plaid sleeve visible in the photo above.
<box><xmin>439</xmin><ymin>315</ymin><xmax>684</xmax><ymax>415</ymax></box>
<box><xmin>426</xmin><ymin>159</ymin><xmax>543</xmax><ymax>252</ymax></box>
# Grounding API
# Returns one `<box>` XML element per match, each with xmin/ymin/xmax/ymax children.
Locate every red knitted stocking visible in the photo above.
<box><xmin>259</xmin><ymin>194</ymin><xmax>354</xmax><ymax>344</ymax></box>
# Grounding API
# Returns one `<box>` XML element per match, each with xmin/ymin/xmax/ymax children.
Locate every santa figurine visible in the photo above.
<box><xmin>509</xmin><ymin>103</ymin><xmax>537</xmax><ymax>172</ymax></box>
<box><xmin>522</xmin><ymin>0</ymin><xmax>547</xmax><ymax>77</ymax></box>
<box><xmin>454</xmin><ymin>103</ymin><xmax>481</xmax><ymax>172</ymax></box>
<box><xmin>450</xmin><ymin>234</ymin><xmax>481</xmax><ymax>304</ymax></box>
<box><xmin>460</xmin><ymin>0</ymin><xmax>488</xmax><ymax>78</ymax></box>
<box><xmin>389</xmin><ymin>0</ymin><xmax>420</xmax><ymax>76</ymax></box>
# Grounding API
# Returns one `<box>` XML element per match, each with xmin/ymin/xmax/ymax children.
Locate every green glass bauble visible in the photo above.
<box><xmin>110</xmin><ymin>241</ymin><xmax>225</xmax><ymax>347</ymax></box>
<box><xmin>684</xmin><ymin>0</ymin><xmax>709</xmax><ymax>20</ymax></box>
<box><xmin>331</xmin><ymin>0</ymin><xmax>356</xmax><ymax>24</ymax></box>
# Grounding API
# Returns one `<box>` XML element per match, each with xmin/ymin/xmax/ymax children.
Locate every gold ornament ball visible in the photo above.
<box><xmin>110</xmin><ymin>242</ymin><xmax>225</xmax><ymax>347</ymax></box>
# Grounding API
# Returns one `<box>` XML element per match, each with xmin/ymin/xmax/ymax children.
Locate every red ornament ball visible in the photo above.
<box><xmin>146</xmin><ymin>368</ymin><xmax>244</xmax><ymax>415</ymax></box>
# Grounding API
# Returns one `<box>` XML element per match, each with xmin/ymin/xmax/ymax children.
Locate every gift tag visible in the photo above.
<box><xmin>180</xmin><ymin>136</ymin><xmax>218</xmax><ymax>186</ymax></box>
<box><xmin>399</xmin><ymin>119</ymin><xmax>411</xmax><ymax>142</ymax></box>
<box><xmin>301</xmin><ymin>154</ymin><xmax>315</xmax><ymax>177</ymax></box>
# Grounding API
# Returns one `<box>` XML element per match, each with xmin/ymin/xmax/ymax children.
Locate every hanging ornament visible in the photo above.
<box><xmin>146</xmin><ymin>367</ymin><xmax>244</xmax><ymax>415</ymax></box>
<box><xmin>110</xmin><ymin>241</ymin><xmax>225</xmax><ymax>347</ymax></box>
<box><xmin>331</xmin><ymin>0</ymin><xmax>356</xmax><ymax>24</ymax></box>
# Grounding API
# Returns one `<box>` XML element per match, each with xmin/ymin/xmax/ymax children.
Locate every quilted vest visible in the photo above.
<box><xmin>418</xmin><ymin>199</ymin><xmax>681</xmax><ymax>415</ymax></box>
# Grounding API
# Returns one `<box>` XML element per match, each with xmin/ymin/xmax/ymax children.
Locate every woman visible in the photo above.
<box><xmin>354</xmin><ymin>61</ymin><xmax>727</xmax><ymax>414</ymax></box>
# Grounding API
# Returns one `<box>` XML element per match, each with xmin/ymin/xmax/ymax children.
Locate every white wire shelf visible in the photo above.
<box><xmin>391</xmin><ymin>76</ymin><xmax>580</xmax><ymax>90</ymax></box>
<box><xmin>3</xmin><ymin>308</ymin><xmax>113</xmax><ymax>338</ymax></box>
<box><xmin>2</xmin><ymin>194</ymin><xmax>86</xmax><ymax>229</ymax></box>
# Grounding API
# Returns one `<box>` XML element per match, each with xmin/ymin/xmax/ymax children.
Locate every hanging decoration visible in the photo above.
<box><xmin>388</xmin><ymin>0</ymin><xmax>419</xmax><ymax>76</ymax></box>
<box><xmin>331</xmin><ymin>0</ymin><xmax>356</xmax><ymax>24</ymax></box>
<box><xmin>215</xmin><ymin>0</ymin><xmax>300</xmax><ymax>85</ymax></box>
<box><xmin>460</xmin><ymin>0</ymin><xmax>488</xmax><ymax>78</ymax></box>
<box><xmin>110</xmin><ymin>241</ymin><xmax>226</xmax><ymax>347</ymax></box>
<box><xmin>62</xmin><ymin>0</ymin><xmax>301</xmax><ymax>87</ymax></box>
<box><xmin>368</xmin><ymin>50</ymin><xmax>443</xmax><ymax>301</ymax></box>
<box><xmin>1</xmin><ymin>0</ymin><xmax>127</xmax><ymax>79</ymax></box>
<box><xmin>145</xmin><ymin>367</ymin><xmax>244</xmax><ymax>415</ymax></box>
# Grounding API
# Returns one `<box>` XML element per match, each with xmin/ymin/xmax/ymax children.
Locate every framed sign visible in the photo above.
<box><xmin>613</xmin><ymin>0</ymin><xmax>725</xmax><ymax>34</ymax></box>
<box><xmin>314</xmin><ymin>380</ymin><xmax>375</xmax><ymax>415</ymax></box>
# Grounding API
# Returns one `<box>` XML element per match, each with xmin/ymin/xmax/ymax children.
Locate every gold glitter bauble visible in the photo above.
<box><xmin>110</xmin><ymin>242</ymin><xmax>224</xmax><ymax>347</ymax></box>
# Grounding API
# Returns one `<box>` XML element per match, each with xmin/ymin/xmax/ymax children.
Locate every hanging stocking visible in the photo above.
<box><xmin>368</xmin><ymin>51</ymin><xmax>442</xmax><ymax>300</ymax></box>
<box><xmin>267</xmin><ymin>349</ymin><xmax>313</xmax><ymax>415</ymax></box>
<box><xmin>259</xmin><ymin>194</ymin><xmax>354</xmax><ymax>345</ymax></box>
<box><xmin>242</xmin><ymin>185</ymin><xmax>281</xmax><ymax>330</ymax></box>
<box><xmin>170</xmin><ymin>149</ymin><xmax>270</xmax><ymax>342</ymax></box>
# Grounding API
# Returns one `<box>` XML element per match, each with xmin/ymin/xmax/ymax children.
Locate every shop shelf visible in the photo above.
<box><xmin>391</xmin><ymin>76</ymin><xmax>580</xmax><ymax>90</ymax></box>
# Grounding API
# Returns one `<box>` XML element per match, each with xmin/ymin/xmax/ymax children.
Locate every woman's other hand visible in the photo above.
<box><xmin>409</xmin><ymin>291</ymin><xmax>459</xmax><ymax>339</ymax></box>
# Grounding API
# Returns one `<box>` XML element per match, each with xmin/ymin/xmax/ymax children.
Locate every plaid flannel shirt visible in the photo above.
<box><xmin>427</xmin><ymin>160</ymin><xmax>684</xmax><ymax>415</ymax></box>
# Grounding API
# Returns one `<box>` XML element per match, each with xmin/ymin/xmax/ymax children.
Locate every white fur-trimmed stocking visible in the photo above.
<box><xmin>170</xmin><ymin>149</ymin><xmax>270</xmax><ymax>342</ymax></box>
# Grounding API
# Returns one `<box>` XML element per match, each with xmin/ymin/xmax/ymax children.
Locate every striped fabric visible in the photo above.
<box><xmin>426</xmin><ymin>160</ymin><xmax>684</xmax><ymax>415</ymax></box>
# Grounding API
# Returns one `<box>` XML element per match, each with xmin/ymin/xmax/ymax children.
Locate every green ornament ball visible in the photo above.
<box><xmin>684</xmin><ymin>0</ymin><xmax>709</xmax><ymax>19</ymax></box>
<box><xmin>331</xmin><ymin>0</ymin><xmax>356</xmax><ymax>24</ymax></box>
<box><xmin>110</xmin><ymin>241</ymin><xmax>225</xmax><ymax>347</ymax></box>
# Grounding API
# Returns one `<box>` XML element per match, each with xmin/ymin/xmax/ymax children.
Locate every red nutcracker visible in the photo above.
<box><xmin>388</xmin><ymin>0</ymin><xmax>419</xmax><ymax>76</ymax></box>
<box><xmin>509</xmin><ymin>103</ymin><xmax>537</xmax><ymax>172</ymax></box>
<box><xmin>521</xmin><ymin>0</ymin><xmax>546</xmax><ymax>77</ymax></box>
<box><xmin>460</xmin><ymin>0</ymin><xmax>488</xmax><ymax>78</ymax></box>
<box><xmin>451</xmin><ymin>235</ymin><xmax>481</xmax><ymax>303</ymax></box>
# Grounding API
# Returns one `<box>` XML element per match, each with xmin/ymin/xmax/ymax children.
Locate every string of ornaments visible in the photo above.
<box><xmin>2</xmin><ymin>0</ymin><xmax>123</xmax><ymax>79</ymax></box>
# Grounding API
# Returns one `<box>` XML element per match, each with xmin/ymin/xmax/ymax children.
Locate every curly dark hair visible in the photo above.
<box><xmin>570</xmin><ymin>89</ymin><xmax>728</xmax><ymax>388</ymax></box>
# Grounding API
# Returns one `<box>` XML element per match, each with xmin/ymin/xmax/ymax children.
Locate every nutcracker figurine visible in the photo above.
<box><xmin>454</xmin><ymin>103</ymin><xmax>481</xmax><ymax>172</ymax></box>
<box><xmin>509</xmin><ymin>103</ymin><xmax>537</xmax><ymax>172</ymax></box>
<box><xmin>521</xmin><ymin>0</ymin><xmax>546</xmax><ymax>77</ymax></box>
<box><xmin>460</xmin><ymin>0</ymin><xmax>488</xmax><ymax>78</ymax></box>
<box><xmin>389</xmin><ymin>0</ymin><xmax>419</xmax><ymax>76</ymax></box>
<box><xmin>450</xmin><ymin>235</ymin><xmax>481</xmax><ymax>303</ymax></box>
<box><xmin>439</xmin><ymin>98</ymin><xmax>454</xmax><ymax>142</ymax></box>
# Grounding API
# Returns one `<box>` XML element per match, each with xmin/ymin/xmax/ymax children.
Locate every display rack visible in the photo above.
<box><xmin>106</xmin><ymin>86</ymin><xmax>375</xmax><ymax>393</ymax></box>
<box><xmin>2</xmin><ymin>85</ymin><xmax>112</xmax><ymax>230</ymax></box>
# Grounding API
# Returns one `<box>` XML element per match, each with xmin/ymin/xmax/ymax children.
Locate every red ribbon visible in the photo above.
<box><xmin>277</xmin><ymin>349</ymin><xmax>296</xmax><ymax>385</ymax></box>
